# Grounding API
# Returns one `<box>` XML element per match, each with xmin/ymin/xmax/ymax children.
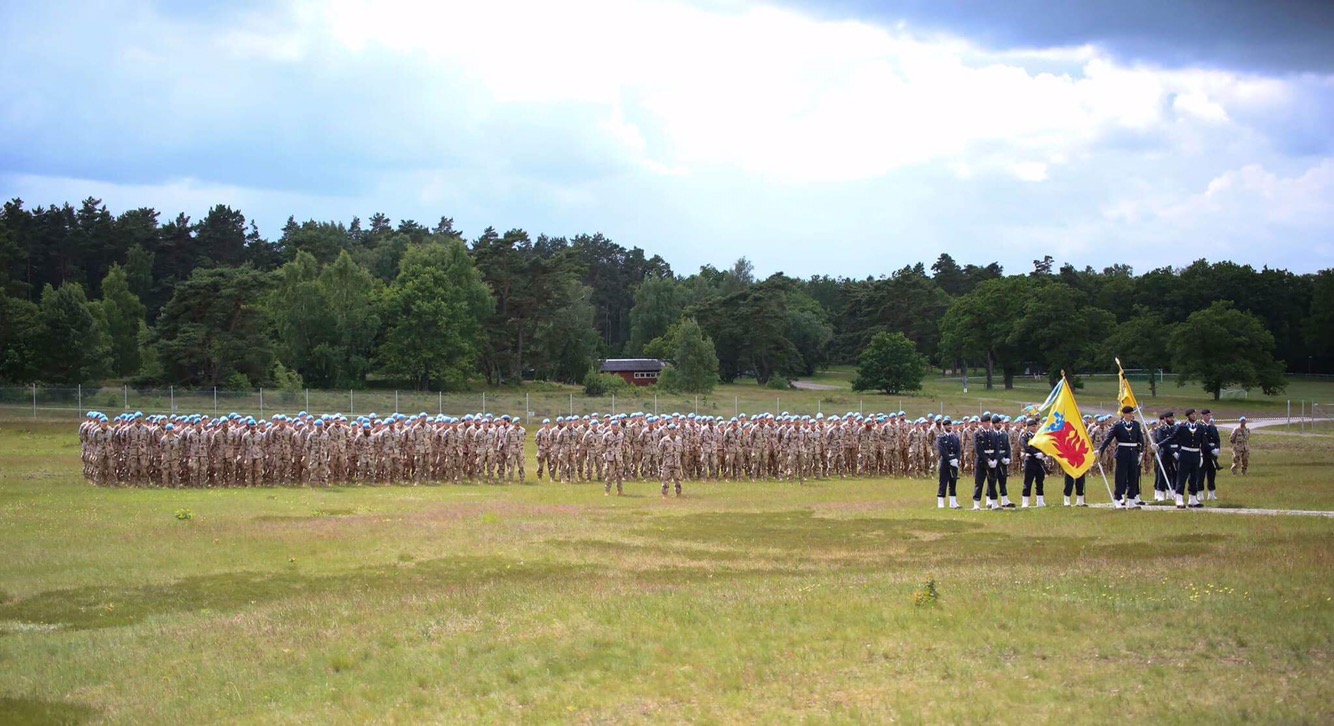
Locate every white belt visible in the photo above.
<box><xmin>1118</xmin><ymin>443</ymin><xmax>1138</xmax><ymax>447</ymax></box>
<box><xmin>1181</xmin><ymin>446</ymin><xmax>1200</xmax><ymax>452</ymax></box>
<box><xmin>982</xmin><ymin>449</ymin><xmax>995</xmax><ymax>453</ymax></box>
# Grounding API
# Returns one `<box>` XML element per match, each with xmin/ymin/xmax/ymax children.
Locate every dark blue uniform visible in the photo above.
<box><xmin>1020</xmin><ymin>429</ymin><xmax>1045</xmax><ymax>497</ymax></box>
<box><xmin>1161</xmin><ymin>420</ymin><xmax>1207</xmax><ymax>499</ymax></box>
<box><xmin>972</xmin><ymin>428</ymin><xmax>999</xmax><ymax>503</ymax></box>
<box><xmin>1098</xmin><ymin>419</ymin><xmax>1145</xmax><ymax>502</ymax></box>
<box><xmin>995</xmin><ymin>430</ymin><xmax>1012</xmax><ymax>499</ymax></box>
<box><xmin>937</xmin><ymin>431</ymin><xmax>961</xmax><ymax>498</ymax></box>
<box><xmin>1202</xmin><ymin>420</ymin><xmax>1221</xmax><ymax>493</ymax></box>
<box><xmin>1152</xmin><ymin>421</ymin><xmax>1177</xmax><ymax>495</ymax></box>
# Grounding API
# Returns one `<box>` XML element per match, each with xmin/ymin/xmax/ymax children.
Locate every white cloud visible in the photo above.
<box><xmin>1</xmin><ymin>0</ymin><xmax>1331</xmax><ymax>276</ymax></box>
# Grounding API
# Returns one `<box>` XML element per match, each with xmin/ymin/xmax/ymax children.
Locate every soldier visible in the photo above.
<box><xmin>1229</xmin><ymin>416</ymin><xmax>1251</xmax><ymax>475</ymax></box>
<box><xmin>972</xmin><ymin>414</ymin><xmax>1002</xmax><ymax>511</ymax></box>
<box><xmin>1019</xmin><ymin>417</ymin><xmax>1046</xmax><ymax>507</ymax></box>
<box><xmin>1200</xmin><ymin>408</ymin><xmax>1222</xmax><ymax>501</ymax></box>
<box><xmin>307</xmin><ymin>419</ymin><xmax>330</xmax><ymax>486</ymax></box>
<box><xmin>352</xmin><ymin>423</ymin><xmax>374</xmax><ymax>483</ymax></box>
<box><xmin>1151</xmin><ymin>412</ymin><xmax>1178</xmax><ymax>501</ymax></box>
<box><xmin>535</xmin><ymin>419</ymin><xmax>553</xmax><ymax>481</ymax></box>
<box><xmin>160</xmin><ymin>423</ymin><xmax>182</xmax><ymax>487</ymax></box>
<box><xmin>602</xmin><ymin>418</ymin><xmax>626</xmax><ymax>495</ymax></box>
<box><xmin>994</xmin><ymin>417</ymin><xmax>1016</xmax><ymax>508</ymax></box>
<box><xmin>126</xmin><ymin>415</ymin><xmax>150</xmax><ymax>483</ymax></box>
<box><xmin>1158</xmin><ymin>408</ymin><xmax>1206</xmax><ymax>509</ymax></box>
<box><xmin>936</xmin><ymin>417</ymin><xmax>962</xmax><ymax>509</ymax></box>
<box><xmin>659</xmin><ymin>423</ymin><xmax>684</xmax><ymax>497</ymax></box>
<box><xmin>239</xmin><ymin>418</ymin><xmax>265</xmax><ymax>487</ymax></box>
<box><xmin>1098</xmin><ymin>406</ymin><xmax>1145</xmax><ymax>509</ymax></box>
<box><xmin>185</xmin><ymin>418</ymin><xmax>209</xmax><ymax>487</ymax></box>
<box><xmin>89</xmin><ymin>415</ymin><xmax>114</xmax><ymax>485</ymax></box>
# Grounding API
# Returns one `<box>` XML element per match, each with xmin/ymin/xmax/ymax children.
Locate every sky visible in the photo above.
<box><xmin>2</xmin><ymin>0</ymin><xmax>1332</xmax><ymax>278</ymax></box>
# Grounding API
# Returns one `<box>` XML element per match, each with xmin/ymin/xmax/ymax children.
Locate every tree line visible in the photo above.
<box><xmin>1</xmin><ymin>198</ymin><xmax>1329</xmax><ymax>399</ymax></box>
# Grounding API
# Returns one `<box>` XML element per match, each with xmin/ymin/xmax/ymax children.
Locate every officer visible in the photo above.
<box><xmin>1020</xmin><ymin>417</ymin><xmax>1046</xmax><ymax>508</ymax></box>
<box><xmin>1098</xmin><ymin>405</ymin><xmax>1145</xmax><ymax>509</ymax></box>
<box><xmin>972</xmin><ymin>414</ymin><xmax>1001</xmax><ymax>510</ymax></box>
<box><xmin>1200</xmin><ymin>408</ymin><xmax>1222</xmax><ymax>501</ymax></box>
<box><xmin>1159</xmin><ymin>408</ymin><xmax>1206</xmax><ymax>508</ymax></box>
<box><xmin>936</xmin><ymin>417</ymin><xmax>962</xmax><ymax>509</ymax></box>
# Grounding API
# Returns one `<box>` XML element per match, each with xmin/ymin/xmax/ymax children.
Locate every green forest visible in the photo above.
<box><xmin>1</xmin><ymin>197</ymin><xmax>1330</xmax><ymax>396</ymax></box>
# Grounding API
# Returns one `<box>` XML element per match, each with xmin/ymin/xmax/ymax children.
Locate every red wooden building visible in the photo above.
<box><xmin>599</xmin><ymin>358</ymin><xmax>666</xmax><ymax>387</ymax></box>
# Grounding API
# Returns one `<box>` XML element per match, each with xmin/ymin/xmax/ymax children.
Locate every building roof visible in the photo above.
<box><xmin>599</xmin><ymin>358</ymin><xmax>666</xmax><ymax>373</ymax></box>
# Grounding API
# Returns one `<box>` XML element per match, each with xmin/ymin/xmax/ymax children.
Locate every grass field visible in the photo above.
<box><xmin>1</xmin><ymin>419</ymin><xmax>1332</xmax><ymax>724</ymax></box>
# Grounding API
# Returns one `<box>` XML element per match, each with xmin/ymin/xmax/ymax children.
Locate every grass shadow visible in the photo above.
<box><xmin>0</xmin><ymin>556</ymin><xmax>586</xmax><ymax>633</ymax></box>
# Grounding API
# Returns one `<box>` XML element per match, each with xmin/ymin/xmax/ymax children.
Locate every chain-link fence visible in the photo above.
<box><xmin>0</xmin><ymin>385</ymin><xmax>904</xmax><ymax>424</ymax></box>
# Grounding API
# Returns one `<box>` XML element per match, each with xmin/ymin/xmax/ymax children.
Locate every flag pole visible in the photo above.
<box><xmin>1096</xmin><ymin>460</ymin><xmax>1116</xmax><ymax>503</ymax></box>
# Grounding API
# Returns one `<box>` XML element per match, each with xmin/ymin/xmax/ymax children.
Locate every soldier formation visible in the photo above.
<box><xmin>77</xmin><ymin>407</ymin><xmax>1252</xmax><ymax>502</ymax></box>
<box><xmin>79</xmin><ymin>411</ymin><xmax>527</xmax><ymax>489</ymax></box>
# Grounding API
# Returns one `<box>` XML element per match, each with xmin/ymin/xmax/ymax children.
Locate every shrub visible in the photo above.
<box><xmin>913</xmin><ymin>579</ymin><xmax>939</xmax><ymax>607</ymax></box>
<box><xmin>583</xmin><ymin>368</ymin><xmax>630</xmax><ymax>396</ymax></box>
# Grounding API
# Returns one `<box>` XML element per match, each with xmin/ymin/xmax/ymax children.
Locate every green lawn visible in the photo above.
<box><xmin>1</xmin><ymin>420</ymin><xmax>1331</xmax><ymax>723</ymax></box>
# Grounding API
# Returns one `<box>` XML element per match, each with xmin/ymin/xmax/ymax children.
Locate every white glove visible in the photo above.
<box><xmin>1002</xmin><ymin>458</ymin><xmax>1010</xmax><ymax>465</ymax></box>
<box><xmin>1173</xmin><ymin>452</ymin><xmax>1180</xmax><ymax>460</ymax></box>
<box><xmin>1212</xmin><ymin>448</ymin><xmax>1220</xmax><ymax>457</ymax></box>
<box><xmin>1035</xmin><ymin>453</ymin><xmax>1045</xmax><ymax>460</ymax></box>
<box><xmin>987</xmin><ymin>459</ymin><xmax>997</xmax><ymax>469</ymax></box>
<box><xmin>949</xmin><ymin>458</ymin><xmax>958</xmax><ymax>468</ymax></box>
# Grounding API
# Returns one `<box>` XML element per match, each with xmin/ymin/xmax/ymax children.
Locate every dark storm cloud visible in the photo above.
<box><xmin>781</xmin><ymin>0</ymin><xmax>1334</xmax><ymax>74</ymax></box>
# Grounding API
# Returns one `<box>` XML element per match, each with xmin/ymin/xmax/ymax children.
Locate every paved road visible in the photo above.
<box><xmin>1089</xmin><ymin>503</ymin><xmax>1334</xmax><ymax>518</ymax></box>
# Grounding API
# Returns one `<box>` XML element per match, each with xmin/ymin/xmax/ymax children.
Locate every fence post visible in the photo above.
<box><xmin>482</xmin><ymin>392</ymin><xmax>486</xmax><ymax>414</ymax></box>
<box><xmin>439</xmin><ymin>391</ymin><xmax>443</xmax><ymax>415</ymax></box>
<box><xmin>123</xmin><ymin>384</ymin><xmax>128</xmax><ymax>412</ymax></box>
<box><xmin>611</xmin><ymin>393</ymin><xmax>615</xmax><ymax>415</ymax></box>
<box><xmin>213</xmin><ymin>387</ymin><xmax>217</xmax><ymax>415</ymax></box>
<box><xmin>306</xmin><ymin>388</ymin><xmax>310</xmax><ymax>411</ymax></box>
<box><xmin>526</xmin><ymin>393</ymin><xmax>530</xmax><ymax>425</ymax></box>
<box><xmin>569</xmin><ymin>393</ymin><xmax>573</xmax><ymax>416</ymax></box>
<box><xmin>394</xmin><ymin>390</ymin><xmax>399</xmax><ymax>414</ymax></box>
<box><xmin>170</xmin><ymin>385</ymin><xmax>175</xmax><ymax>414</ymax></box>
<box><xmin>350</xmin><ymin>389</ymin><xmax>354</xmax><ymax>414</ymax></box>
<box><xmin>32</xmin><ymin>383</ymin><xmax>37</xmax><ymax>418</ymax></box>
<box><xmin>696</xmin><ymin>395</ymin><xmax>700</xmax><ymax>415</ymax></box>
<box><xmin>654</xmin><ymin>393</ymin><xmax>658</xmax><ymax>416</ymax></box>
<box><xmin>259</xmin><ymin>388</ymin><xmax>264</xmax><ymax>418</ymax></box>
<box><xmin>736</xmin><ymin>396</ymin><xmax>739</xmax><ymax>418</ymax></box>
<box><xmin>78</xmin><ymin>384</ymin><xmax>82</xmax><ymax>415</ymax></box>
<box><xmin>859</xmin><ymin>399</ymin><xmax>862</xmax><ymax>415</ymax></box>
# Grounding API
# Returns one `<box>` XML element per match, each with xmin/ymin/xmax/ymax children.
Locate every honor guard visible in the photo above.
<box><xmin>1159</xmin><ymin>408</ymin><xmax>1206</xmax><ymax>508</ymax></box>
<box><xmin>1020</xmin><ymin>417</ymin><xmax>1046</xmax><ymax>508</ymax></box>
<box><xmin>936</xmin><ymin>418</ymin><xmax>962</xmax><ymax>509</ymax></box>
<box><xmin>1200</xmin><ymin>409</ymin><xmax>1222</xmax><ymax>500</ymax></box>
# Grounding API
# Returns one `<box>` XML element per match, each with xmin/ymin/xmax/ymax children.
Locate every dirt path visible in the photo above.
<box><xmin>790</xmin><ymin>381</ymin><xmax>843</xmax><ymax>391</ymax></box>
